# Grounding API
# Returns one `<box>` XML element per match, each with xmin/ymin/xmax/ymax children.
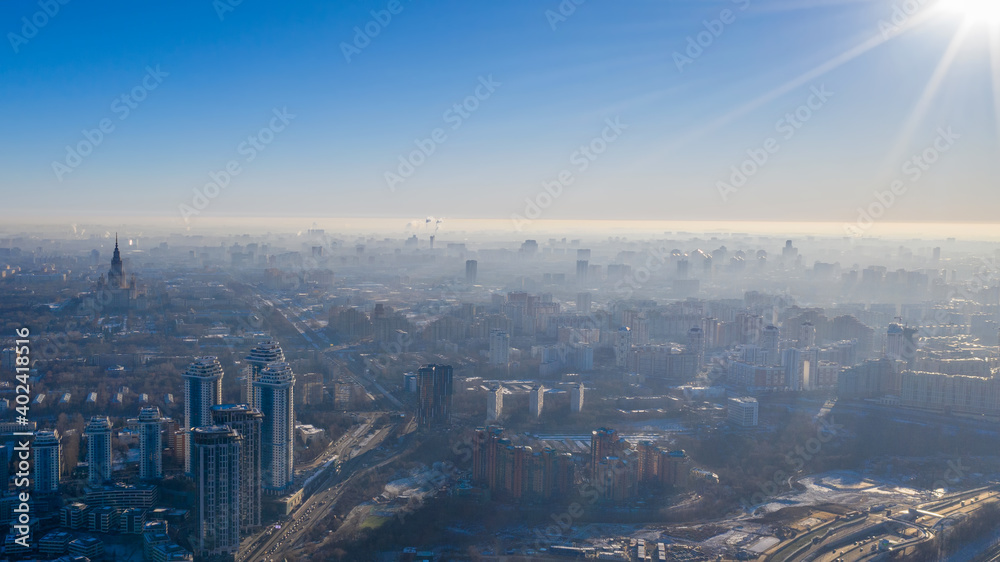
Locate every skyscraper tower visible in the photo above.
<box><xmin>416</xmin><ymin>364</ymin><xmax>454</xmax><ymax>428</ymax></box>
<box><xmin>33</xmin><ymin>430</ymin><xmax>61</xmax><ymax>494</ymax></box>
<box><xmin>212</xmin><ymin>404</ymin><xmax>264</xmax><ymax>532</ymax></box>
<box><xmin>191</xmin><ymin>426</ymin><xmax>242</xmax><ymax>562</ymax></box>
<box><xmin>466</xmin><ymin>259</ymin><xmax>478</xmax><ymax>284</ymax></box>
<box><xmin>138</xmin><ymin>407</ymin><xmax>163</xmax><ymax>480</ymax></box>
<box><xmin>183</xmin><ymin>356</ymin><xmax>224</xmax><ymax>473</ymax></box>
<box><xmin>85</xmin><ymin>416</ymin><xmax>113</xmax><ymax>486</ymax></box>
<box><xmin>244</xmin><ymin>338</ymin><xmax>284</xmax><ymax>408</ymax></box>
<box><xmin>255</xmin><ymin>362</ymin><xmax>295</xmax><ymax>495</ymax></box>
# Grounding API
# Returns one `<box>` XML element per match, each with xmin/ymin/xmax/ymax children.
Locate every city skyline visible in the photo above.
<box><xmin>4</xmin><ymin>2</ymin><xmax>1000</xmax><ymax>560</ymax></box>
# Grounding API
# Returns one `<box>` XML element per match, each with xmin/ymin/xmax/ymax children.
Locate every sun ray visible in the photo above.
<box><xmin>991</xmin><ymin>26</ymin><xmax>1000</xmax><ymax>156</ymax></box>
<box><xmin>647</xmin><ymin>7</ymin><xmax>942</xmax><ymax>160</ymax></box>
<box><xmin>652</xmin><ymin>32</ymin><xmax>893</xmax><ymax>158</ymax></box>
<box><xmin>877</xmin><ymin>23</ymin><xmax>972</xmax><ymax>177</ymax></box>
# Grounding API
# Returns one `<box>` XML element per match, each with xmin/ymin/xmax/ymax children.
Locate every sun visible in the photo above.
<box><xmin>937</xmin><ymin>0</ymin><xmax>1000</xmax><ymax>24</ymax></box>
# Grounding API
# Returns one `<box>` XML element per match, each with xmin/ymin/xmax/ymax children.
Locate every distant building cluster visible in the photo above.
<box><xmin>3</xmin><ymin>226</ymin><xmax>1000</xmax><ymax>559</ymax></box>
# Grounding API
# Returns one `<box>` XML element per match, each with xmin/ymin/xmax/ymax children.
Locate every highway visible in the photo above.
<box><xmin>234</xmin><ymin>285</ymin><xmax>412</xmax><ymax>561</ymax></box>
<box><xmin>263</xmin><ymin>290</ymin><xmax>404</xmax><ymax>409</ymax></box>
<box><xmin>792</xmin><ymin>487</ymin><xmax>999</xmax><ymax>562</ymax></box>
<box><xmin>238</xmin><ymin>420</ymin><xmax>402</xmax><ymax>562</ymax></box>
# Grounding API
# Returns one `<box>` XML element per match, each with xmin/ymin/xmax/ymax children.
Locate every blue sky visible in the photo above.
<box><xmin>1</xmin><ymin>0</ymin><xmax>997</xmax><ymax>226</ymax></box>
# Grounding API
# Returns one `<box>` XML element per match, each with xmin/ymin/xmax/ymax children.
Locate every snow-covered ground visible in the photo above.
<box><xmin>747</xmin><ymin>470</ymin><xmax>933</xmax><ymax>516</ymax></box>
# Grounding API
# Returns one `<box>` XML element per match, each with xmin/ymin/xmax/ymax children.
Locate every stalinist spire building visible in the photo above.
<box><xmin>95</xmin><ymin>234</ymin><xmax>145</xmax><ymax>310</ymax></box>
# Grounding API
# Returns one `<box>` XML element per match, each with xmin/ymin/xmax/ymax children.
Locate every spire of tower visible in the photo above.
<box><xmin>115</xmin><ymin>233</ymin><xmax>118</xmax><ymax>248</ymax></box>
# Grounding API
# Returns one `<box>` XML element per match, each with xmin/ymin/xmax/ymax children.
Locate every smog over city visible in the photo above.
<box><xmin>2</xmin><ymin>1</ymin><xmax>1000</xmax><ymax>561</ymax></box>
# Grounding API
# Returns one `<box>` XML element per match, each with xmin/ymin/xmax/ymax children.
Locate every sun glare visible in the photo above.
<box><xmin>939</xmin><ymin>0</ymin><xmax>1000</xmax><ymax>24</ymax></box>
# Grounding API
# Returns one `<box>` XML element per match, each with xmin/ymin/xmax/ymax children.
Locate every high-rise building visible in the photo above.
<box><xmin>576</xmin><ymin>260</ymin><xmax>589</xmax><ymax>282</ymax></box>
<box><xmin>628</xmin><ymin>345</ymin><xmax>698</xmax><ymax>385</ymax></box>
<box><xmin>416</xmin><ymin>364</ymin><xmax>454</xmax><ymax>428</ymax></box>
<box><xmin>472</xmin><ymin>427</ymin><xmax>503</xmax><ymax>485</ymax></box>
<box><xmin>183</xmin><ymin>357</ymin><xmax>224</xmax><ymax>473</ymax></box>
<box><xmin>783</xmin><ymin>348</ymin><xmax>802</xmax><ymax>391</ymax></box>
<box><xmin>615</xmin><ymin>326</ymin><xmax>632</xmax><ymax>369</ymax></box>
<box><xmin>637</xmin><ymin>441</ymin><xmax>660</xmax><ymax>483</ymax></box>
<box><xmin>621</xmin><ymin>310</ymin><xmax>649</xmax><ymax>346</ymax></box>
<box><xmin>33</xmin><ymin>430</ymin><xmax>61</xmax><ymax>494</ymax></box>
<box><xmin>886</xmin><ymin>323</ymin><xmax>917</xmax><ymax>363</ymax></box>
<box><xmin>739</xmin><ymin>313</ymin><xmax>764</xmax><ymax>345</ymax></box>
<box><xmin>728</xmin><ymin>396</ymin><xmax>759</xmax><ymax>427</ymax></box>
<box><xmin>465</xmin><ymin>259</ymin><xmax>478</xmax><ymax>284</ymax></box>
<box><xmin>529</xmin><ymin>385</ymin><xmax>544</xmax><ymax>418</ymax></box>
<box><xmin>761</xmin><ymin>325</ymin><xmax>780</xmax><ymax>366</ymax></box>
<box><xmin>489</xmin><ymin>329</ymin><xmax>510</xmax><ymax>366</ymax></box>
<box><xmin>886</xmin><ymin>323</ymin><xmax>903</xmax><ymax>359</ymax></box>
<box><xmin>687</xmin><ymin>326</ymin><xmax>705</xmax><ymax>366</ymax></box>
<box><xmin>677</xmin><ymin>259</ymin><xmax>690</xmax><ymax>279</ymax></box>
<box><xmin>212</xmin><ymin>404</ymin><xmax>263</xmax><ymax>532</ymax></box>
<box><xmin>799</xmin><ymin>321</ymin><xmax>817</xmax><ymax>348</ymax></box>
<box><xmin>782</xmin><ymin>239</ymin><xmax>798</xmax><ymax>260</ymax></box>
<box><xmin>190</xmin><ymin>426</ymin><xmax>241</xmax><ymax>562</ymax></box>
<box><xmin>570</xmin><ymin>382</ymin><xmax>585</xmax><ymax>413</ymax></box>
<box><xmin>244</xmin><ymin>338</ymin><xmax>284</xmax><ymax>408</ymax></box>
<box><xmin>255</xmin><ymin>362</ymin><xmax>295</xmax><ymax>495</ymax></box>
<box><xmin>576</xmin><ymin>292</ymin><xmax>592</xmax><ymax>315</ymax></box>
<box><xmin>595</xmin><ymin>456</ymin><xmax>638</xmax><ymax>503</ymax></box>
<box><xmin>85</xmin><ymin>416</ymin><xmax>113</xmax><ymax>486</ymax></box>
<box><xmin>800</xmin><ymin>346</ymin><xmax>820</xmax><ymax>391</ymax></box>
<box><xmin>137</xmin><ymin>407</ymin><xmax>162</xmax><ymax>480</ymax></box>
<box><xmin>591</xmin><ymin>427</ymin><xmax>620</xmax><ymax>473</ymax></box>
<box><xmin>472</xmin><ymin>427</ymin><xmax>575</xmax><ymax>501</ymax></box>
<box><xmin>837</xmin><ymin>358</ymin><xmax>899</xmax><ymax>398</ymax></box>
<box><xmin>487</xmin><ymin>385</ymin><xmax>503</xmax><ymax>422</ymax></box>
